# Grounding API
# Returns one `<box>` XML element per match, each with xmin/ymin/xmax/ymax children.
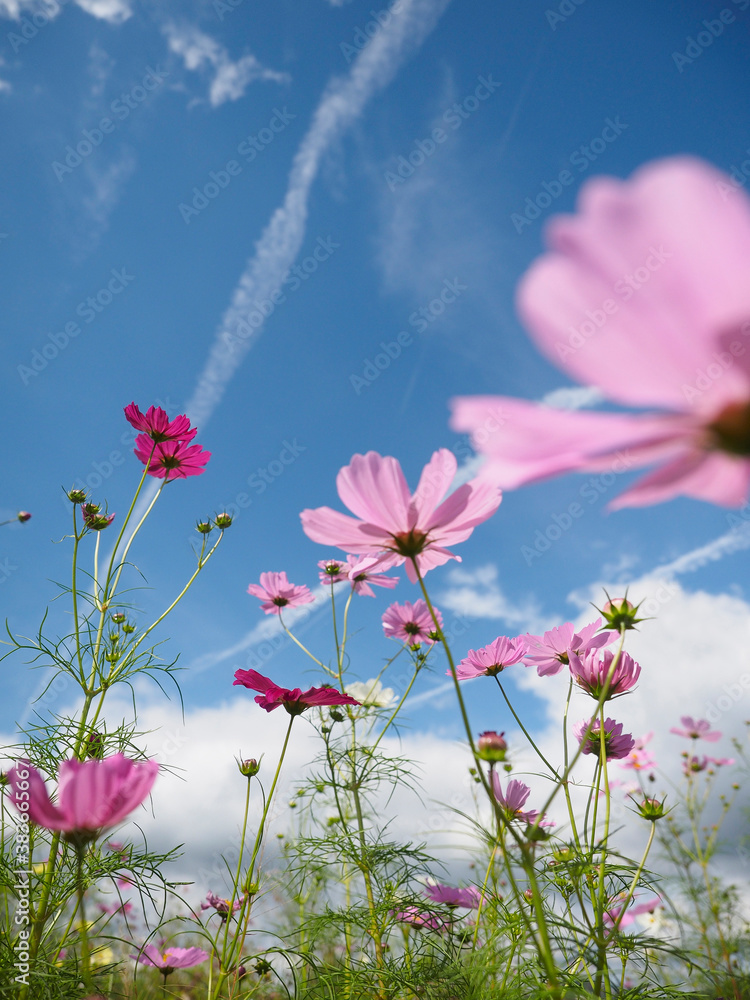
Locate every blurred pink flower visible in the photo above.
<box><xmin>451</xmin><ymin>157</ymin><xmax>750</xmax><ymax>510</ymax></box>
<box><xmin>524</xmin><ymin>620</ymin><xmax>616</xmax><ymax>677</ymax></box>
<box><xmin>346</xmin><ymin>554</ymin><xmax>399</xmax><ymax>597</ymax></box>
<box><xmin>134</xmin><ymin>435</ymin><xmax>211</xmax><ymax>481</ymax></box>
<box><xmin>124</xmin><ymin>403</ymin><xmax>197</xmax><ymax>444</ymax></box>
<box><xmin>233</xmin><ymin>669</ymin><xmax>361</xmax><ymax>716</ymax></box>
<box><xmin>670</xmin><ymin>716</ymin><xmax>721</xmax><ymax>741</ymax></box>
<box><xmin>7</xmin><ymin>754</ymin><xmax>158</xmax><ymax>841</ymax></box>
<box><xmin>133</xmin><ymin>944</ymin><xmax>209</xmax><ymax>973</ymax></box>
<box><xmin>423</xmin><ymin>883</ymin><xmax>482</xmax><ymax>909</ymax></box>
<box><xmin>392</xmin><ymin>907</ymin><xmax>448</xmax><ymax>932</ymax></box>
<box><xmin>604</xmin><ymin>894</ymin><xmax>661</xmax><ymax>930</ymax></box>
<box><xmin>574</xmin><ymin>717</ymin><xmax>635</xmax><ymax>760</ymax></box>
<box><xmin>247</xmin><ymin>571</ymin><xmax>315</xmax><ymax>616</ymax></box>
<box><xmin>201</xmin><ymin>891</ymin><xmax>243</xmax><ymax>919</ymax></box>
<box><xmin>491</xmin><ymin>775</ymin><xmax>548</xmax><ymax>825</ymax></box>
<box><xmin>300</xmin><ymin>450</ymin><xmax>501</xmax><ymax>582</ymax></box>
<box><xmin>382</xmin><ymin>599</ymin><xmax>442</xmax><ymax>646</ymax></box>
<box><xmin>569</xmin><ymin>648</ymin><xmax>641</xmax><ymax>699</ymax></box>
<box><xmin>317</xmin><ymin>559</ymin><xmax>348</xmax><ymax>584</ymax></box>
<box><xmin>453</xmin><ymin>635</ymin><xmax>527</xmax><ymax>679</ymax></box>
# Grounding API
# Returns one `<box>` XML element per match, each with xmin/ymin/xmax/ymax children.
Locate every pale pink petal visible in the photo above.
<box><xmin>610</xmin><ymin>449</ymin><xmax>750</xmax><ymax>510</ymax></box>
<box><xmin>9</xmin><ymin>764</ymin><xmax>66</xmax><ymax>829</ymax></box>
<box><xmin>425</xmin><ymin>479</ymin><xmax>503</xmax><ymax>540</ymax></box>
<box><xmin>410</xmin><ymin>449</ymin><xmax>458</xmax><ymax>525</ymax></box>
<box><xmin>517</xmin><ymin>158</ymin><xmax>750</xmax><ymax>411</ymax></box>
<box><xmin>300</xmin><ymin>506</ymin><xmax>389</xmax><ymax>552</ymax></box>
<box><xmin>336</xmin><ymin>453</ymin><xmax>412</xmax><ymax>531</ymax></box>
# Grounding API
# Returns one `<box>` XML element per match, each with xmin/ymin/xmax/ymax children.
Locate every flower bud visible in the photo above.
<box><xmin>214</xmin><ymin>512</ymin><xmax>233</xmax><ymax>529</ymax></box>
<box><xmin>636</xmin><ymin>797</ymin><xmax>667</xmax><ymax>820</ymax></box>
<box><xmin>17</xmin><ymin>511</ymin><xmax>31</xmax><ymax>523</ymax></box>
<box><xmin>111</xmin><ymin>612</ymin><xmax>126</xmax><ymax>624</ymax></box>
<box><xmin>68</xmin><ymin>489</ymin><xmax>88</xmax><ymax>504</ymax></box>
<box><xmin>329</xmin><ymin>709</ymin><xmax>345</xmax><ymax>723</ymax></box>
<box><xmin>85</xmin><ymin>732</ymin><xmax>105</xmax><ymax>760</ymax></box>
<box><xmin>596</xmin><ymin>592</ymin><xmax>645</xmax><ymax>631</ymax></box>
<box><xmin>254</xmin><ymin>959</ymin><xmax>272</xmax><ymax>976</ymax></box>
<box><xmin>196</xmin><ymin>520</ymin><xmax>213</xmax><ymax>534</ymax></box>
<box><xmin>122</xmin><ymin>622</ymin><xmax>136</xmax><ymax>634</ymax></box>
<box><xmin>477</xmin><ymin>730</ymin><xmax>507</xmax><ymax>763</ymax></box>
<box><xmin>238</xmin><ymin>758</ymin><xmax>260</xmax><ymax>777</ymax></box>
<box><xmin>81</xmin><ymin>504</ymin><xmax>115</xmax><ymax>531</ymax></box>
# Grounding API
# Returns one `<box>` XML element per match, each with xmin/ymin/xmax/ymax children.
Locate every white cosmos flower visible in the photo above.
<box><xmin>345</xmin><ymin>679</ymin><xmax>397</xmax><ymax>708</ymax></box>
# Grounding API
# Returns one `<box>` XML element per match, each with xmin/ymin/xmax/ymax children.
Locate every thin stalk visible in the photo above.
<box><xmin>494</xmin><ymin>676</ymin><xmax>556</xmax><ymax>775</ymax></box>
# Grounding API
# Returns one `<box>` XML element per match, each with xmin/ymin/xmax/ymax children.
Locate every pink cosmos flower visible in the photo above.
<box><xmin>392</xmin><ymin>907</ymin><xmax>448</xmax><ymax>932</ymax></box>
<box><xmin>247</xmin><ymin>572</ymin><xmax>315</xmax><ymax>616</ymax></box>
<box><xmin>453</xmin><ymin>635</ymin><xmax>527</xmax><ymax>680</ymax></box>
<box><xmin>670</xmin><ymin>716</ymin><xmax>721</xmax><ymax>741</ymax></box>
<box><xmin>568</xmin><ymin>648</ymin><xmax>641</xmax><ymax>700</ymax></box>
<box><xmin>300</xmin><ymin>450</ymin><xmax>502</xmax><ymax>582</ymax></box>
<box><xmin>524</xmin><ymin>620</ymin><xmax>617</xmax><ymax>677</ymax></box>
<box><xmin>619</xmin><ymin>733</ymin><xmax>657</xmax><ymax>773</ymax></box>
<box><xmin>346</xmin><ymin>554</ymin><xmax>399</xmax><ymax>597</ymax></box>
<box><xmin>233</xmin><ymin>669</ymin><xmax>361</xmax><ymax>716</ymax></box>
<box><xmin>573</xmin><ymin>717</ymin><xmax>635</xmax><ymax>760</ymax></box>
<box><xmin>604</xmin><ymin>895</ymin><xmax>661</xmax><ymax>930</ymax></box>
<box><xmin>124</xmin><ymin>403</ymin><xmax>197</xmax><ymax>444</ymax></box>
<box><xmin>423</xmin><ymin>883</ymin><xmax>482</xmax><ymax>909</ymax></box>
<box><xmin>451</xmin><ymin>157</ymin><xmax>750</xmax><ymax>510</ymax></box>
<box><xmin>201</xmin><ymin>891</ymin><xmax>244</xmax><ymax>919</ymax></box>
<box><xmin>317</xmin><ymin>559</ymin><xmax>348</xmax><ymax>584</ymax></box>
<box><xmin>134</xmin><ymin>435</ymin><xmax>211</xmax><ymax>481</ymax></box>
<box><xmin>98</xmin><ymin>900</ymin><xmax>133</xmax><ymax>916</ymax></box>
<box><xmin>491</xmin><ymin>775</ymin><xmax>543</xmax><ymax>824</ymax></box>
<box><xmin>382</xmin><ymin>599</ymin><xmax>443</xmax><ymax>646</ymax></box>
<box><xmin>133</xmin><ymin>944</ymin><xmax>209</xmax><ymax>973</ymax></box>
<box><xmin>7</xmin><ymin>754</ymin><xmax>159</xmax><ymax>841</ymax></box>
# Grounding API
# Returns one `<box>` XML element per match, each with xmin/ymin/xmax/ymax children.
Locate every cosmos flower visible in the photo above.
<box><xmin>201</xmin><ymin>891</ymin><xmax>244</xmax><ymax>919</ymax></box>
<box><xmin>524</xmin><ymin>620</ymin><xmax>617</xmax><ymax>677</ymax></box>
<box><xmin>233</xmin><ymin>669</ymin><xmax>361</xmax><ymax>716</ymax></box>
<box><xmin>451</xmin><ymin>157</ymin><xmax>750</xmax><ymax>510</ymax></box>
<box><xmin>382</xmin><ymin>599</ymin><xmax>442</xmax><ymax>646</ymax></box>
<box><xmin>134</xmin><ymin>436</ymin><xmax>211</xmax><ymax>481</ymax></box>
<box><xmin>124</xmin><ymin>403</ymin><xmax>197</xmax><ymax>443</ymax></box>
<box><xmin>453</xmin><ymin>635</ymin><xmax>528</xmax><ymax>680</ymax></box>
<box><xmin>422</xmin><ymin>883</ymin><xmax>482</xmax><ymax>909</ymax></box>
<box><xmin>7</xmin><ymin>754</ymin><xmax>158</xmax><ymax>842</ymax></box>
<box><xmin>247</xmin><ymin>571</ymin><xmax>315</xmax><ymax>616</ymax></box>
<box><xmin>317</xmin><ymin>559</ymin><xmax>348</xmax><ymax>584</ymax></box>
<box><xmin>568</xmin><ymin>648</ymin><xmax>641</xmax><ymax>699</ymax></box>
<box><xmin>346</xmin><ymin>554</ymin><xmax>399</xmax><ymax>597</ymax></box>
<box><xmin>133</xmin><ymin>944</ymin><xmax>209</xmax><ymax>974</ymax></box>
<box><xmin>573</xmin><ymin>717</ymin><xmax>635</xmax><ymax>760</ymax></box>
<box><xmin>669</xmin><ymin>716</ymin><xmax>721</xmax><ymax>741</ymax></box>
<box><xmin>604</xmin><ymin>895</ymin><xmax>661</xmax><ymax>930</ymax></box>
<box><xmin>300</xmin><ymin>449</ymin><xmax>501</xmax><ymax>582</ymax></box>
<box><xmin>392</xmin><ymin>907</ymin><xmax>448</xmax><ymax>932</ymax></box>
<box><xmin>619</xmin><ymin>733</ymin><xmax>657</xmax><ymax>772</ymax></box>
<box><xmin>344</xmin><ymin>679</ymin><xmax>398</xmax><ymax>708</ymax></box>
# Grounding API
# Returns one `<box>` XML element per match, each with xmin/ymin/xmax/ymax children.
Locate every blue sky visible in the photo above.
<box><xmin>2</xmin><ymin>0</ymin><xmax>750</xmax><ymax>762</ymax></box>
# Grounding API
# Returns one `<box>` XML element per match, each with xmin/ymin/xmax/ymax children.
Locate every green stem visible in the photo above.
<box><xmin>494</xmin><ymin>676</ymin><xmax>557</xmax><ymax>775</ymax></box>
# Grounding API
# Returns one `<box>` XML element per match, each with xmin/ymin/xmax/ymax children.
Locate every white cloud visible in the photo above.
<box><xmin>0</xmin><ymin>0</ymin><xmax>131</xmax><ymax>22</ymax></box>
<box><xmin>539</xmin><ymin>386</ymin><xmax>605</xmax><ymax>410</ymax></box>
<box><xmin>437</xmin><ymin>563</ymin><xmax>545</xmax><ymax>632</ymax></box>
<box><xmin>163</xmin><ymin>24</ymin><xmax>289</xmax><ymax>108</ymax></box>
<box><xmin>81</xmin><ymin>149</ymin><xmax>137</xmax><ymax>228</ymax></box>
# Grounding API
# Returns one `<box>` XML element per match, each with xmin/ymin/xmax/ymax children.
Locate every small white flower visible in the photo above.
<box><xmin>345</xmin><ymin>679</ymin><xmax>397</xmax><ymax>708</ymax></box>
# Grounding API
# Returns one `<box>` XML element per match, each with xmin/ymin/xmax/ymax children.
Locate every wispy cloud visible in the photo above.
<box><xmin>437</xmin><ymin>563</ymin><xmax>545</xmax><ymax>631</ymax></box>
<box><xmin>163</xmin><ymin>24</ymin><xmax>289</xmax><ymax>108</ymax></box>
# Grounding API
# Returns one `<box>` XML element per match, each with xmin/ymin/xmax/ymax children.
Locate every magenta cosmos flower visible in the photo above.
<box><xmin>574</xmin><ymin>718</ymin><xmax>635</xmax><ymax>761</ymax></box>
<box><xmin>233</xmin><ymin>669</ymin><xmax>361</xmax><ymax>715</ymax></box>
<box><xmin>423</xmin><ymin>883</ymin><xmax>481</xmax><ymax>909</ymax></box>
<box><xmin>491</xmin><ymin>775</ymin><xmax>541</xmax><ymax>824</ymax></box>
<box><xmin>134</xmin><ymin>435</ymin><xmax>211</xmax><ymax>481</ymax></box>
<box><xmin>247</xmin><ymin>571</ymin><xmax>315</xmax><ymax>615</ymax></box>
<box><xmin>452</xmin><ymin>157</ymin><xmax>750</xmax><ymax>510</ymax></box>
<box><xmin>7</xmin><ymin>754</ymin><xmax>158</xmax><ymax>841</ymax></box>
<box><xmin>670</xmin><ymin>716</ymin><xmax>721</xmax><ymax>741</ymax></box>
<box><xmin>454</xmin><ymin>635</ymin><xmax>527</xmax><ymax>680</ymax></box>
<box><xmin>124</xmin><ymin>403</ymin><xmax>197</xmax><ymax>444</ymax></box>
<box><xmin>300</xmin><ymin>450</ymin><xmax>502</xmax><ymax>582</ymax></box>
<box><xmin>346</xmin><ymin>554</ymin><xmax>399</xmax><ymax>597</ymax></box>
<box><xmin>604</xmin><ymin>895</ymin><xmax>661</xmax><ymax>930</ymax></box>
<box><xmin>568</xmin><ymin>648</ymin><xmax>641</xmax><ymax>700</ymax></box>
<box><xmin>201</xmin><ymin>891</ymin><xmax>244</xmax><ymax>919</ymax></box>
<box><xmin>382</xmin><ymin>599</ymin><xmax>442</xmax><ymax>645</ymax></box>
<box><xmin>133</xmin><ymin>944</ymin><xmax>209</xmax><ymax>973</ymax></box>
<box><xmin>524</xmin><ymin>620</ymin><xmax>616</xmax><ymax>677</ymax></box>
